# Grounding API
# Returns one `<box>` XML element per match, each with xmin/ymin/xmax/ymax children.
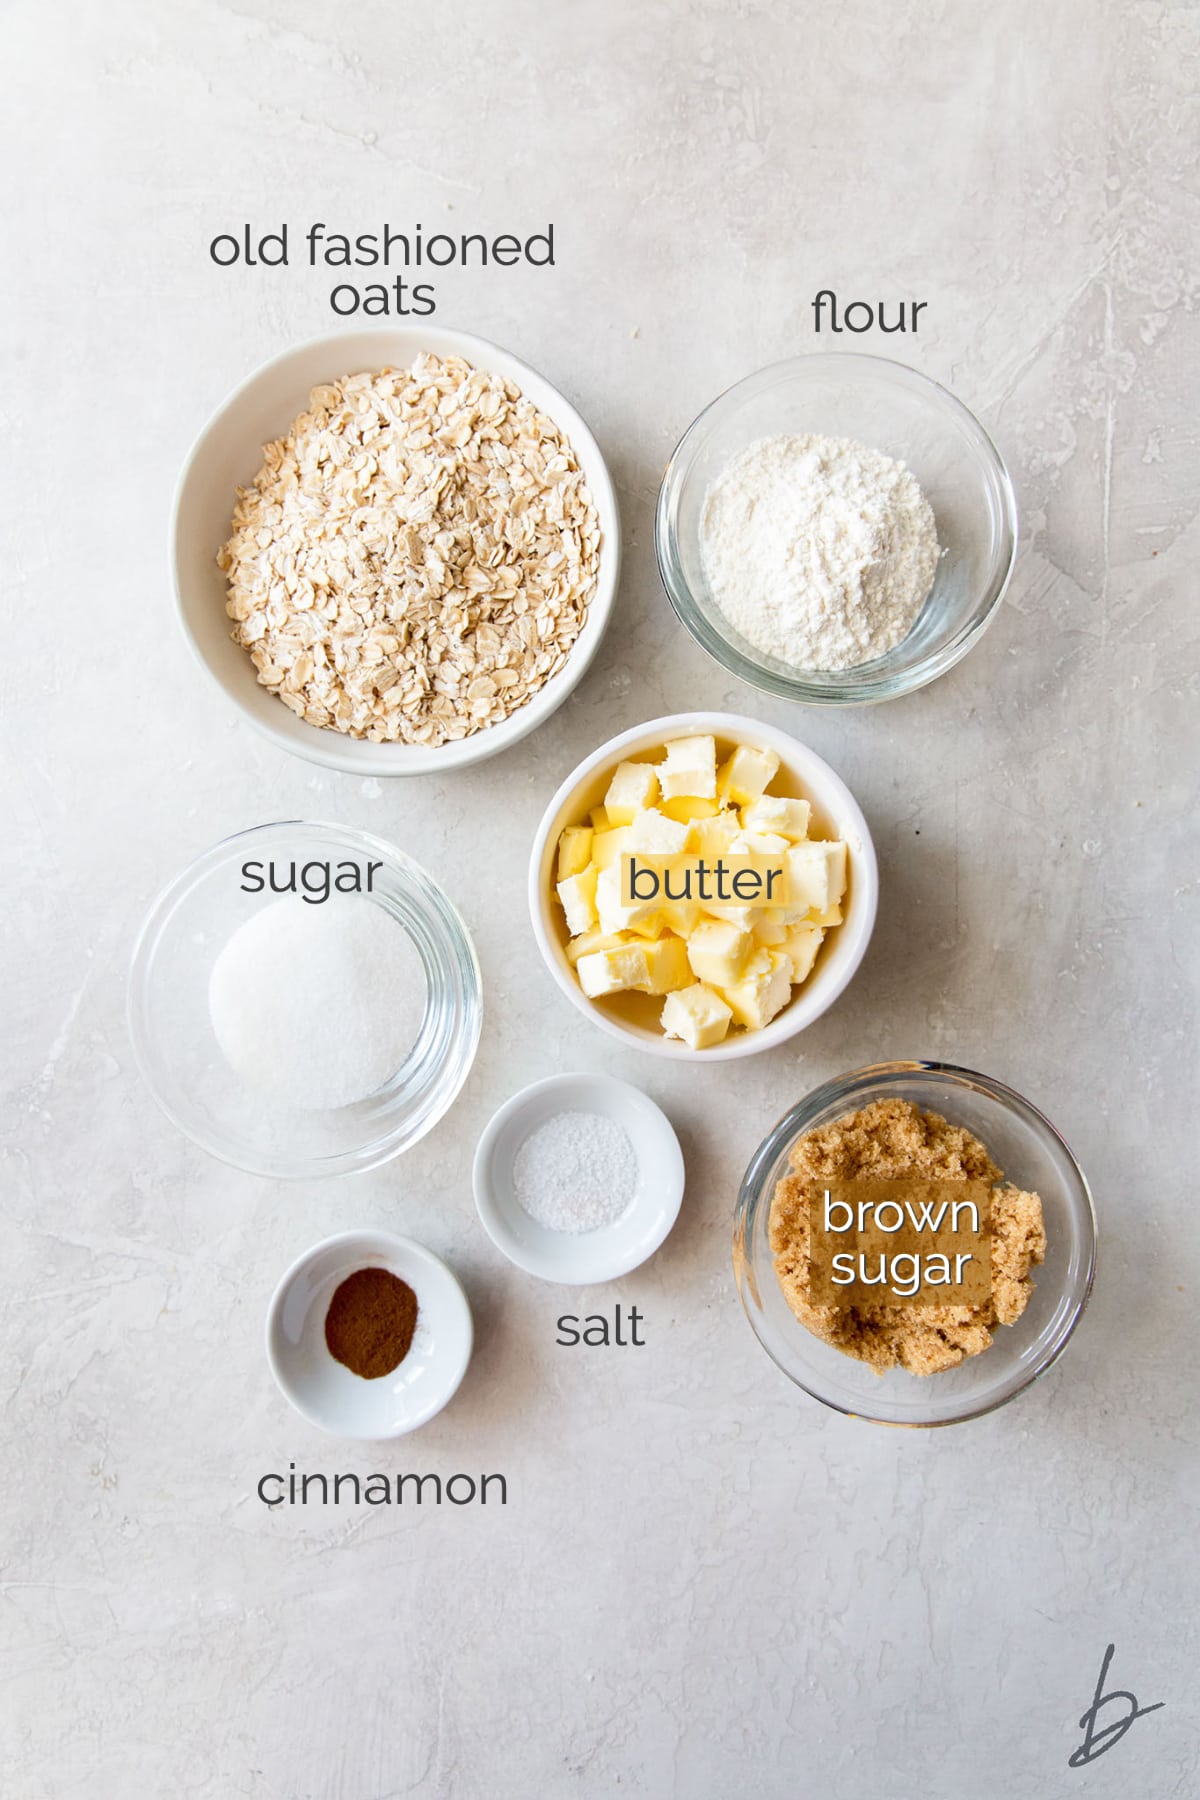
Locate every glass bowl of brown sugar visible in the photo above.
<box><xmin>733</xmin><ymin>1062</ymin><xmax>1096</xmax><ymax>1428</ymax></box>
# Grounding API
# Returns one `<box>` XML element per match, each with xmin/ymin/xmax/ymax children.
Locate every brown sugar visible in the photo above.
<box><xmin>324</xmin><ymin>1267</ymin><xmax>418</xmax><ymax>1379</ymax></box>
<box><xmin>769</xmin><ymin>1098</ymin><xmax>1046</xmax><ymax>1376</ymax></box>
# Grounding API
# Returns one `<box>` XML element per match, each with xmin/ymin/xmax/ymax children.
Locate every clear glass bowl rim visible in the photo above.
<box><xmin>655</xmin><ymin>351</ymin><xmax>1019</xmax><ymax>706</ymax></box>
<box><xmin>734</xmin><ymin>1059</ymin><xmax>1098</xmax><ymax>1427</ymax></box>
<box><xmin>128</xmin><ymin>818</ymin><xmax>483</xmax><ymax>1179</ymax></box>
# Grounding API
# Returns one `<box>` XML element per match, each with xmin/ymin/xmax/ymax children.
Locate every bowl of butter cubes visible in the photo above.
<box><xmin>529</xmin><ymin>712</ymin><xmax>878</xmax><ymax>1059</ymax></box>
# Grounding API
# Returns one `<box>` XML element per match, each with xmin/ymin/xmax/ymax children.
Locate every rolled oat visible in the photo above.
<box><xmin>218</xmin><ymin>353</ymin><xmax>602</xmax><ymax>746</ymax></box>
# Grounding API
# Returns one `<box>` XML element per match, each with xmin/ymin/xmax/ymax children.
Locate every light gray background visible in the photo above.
<box><xmin>4</xmin><ymin>2</ymin><xmax>1197</xmax><ymax>1796</ymax></box>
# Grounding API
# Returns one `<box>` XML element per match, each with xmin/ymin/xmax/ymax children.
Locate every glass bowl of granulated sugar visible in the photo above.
<box><xmin>656</xmin><ymin>354</ymin><xmax>1017</xmax><ymax>705</ymax></box>
<box><xmin>129</xmin><ymin>821</ymin><xmax>481</xmax><ymax>1178</ymax></box>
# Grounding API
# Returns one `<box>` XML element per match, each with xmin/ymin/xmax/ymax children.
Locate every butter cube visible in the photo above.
<box><xmin>628</xmin><ymin>808</ymin><xmax>691</xmax><ymax>855</ymax></box>
<box><xmin>592</xmin><ymin>826</ymin><xmax>633</xmax><ymax>871</ymax></box>
<box><xmin>741</xmin><ymin>796</ymin><xmax>811</xmax><ymax>841</ymax></box>
<box><xmin>750</xmin><ymin>912</ymin><xmax>788</xmax><ymax>946</ymax></box>
<box><xmin>565</xmin><ymin>929</ymin><xmax>628</xmax><ymax>966</ymax></box>
<box><xmin>808</xmin><ymin>903</ymin><xmax>843</xmax><ymax>928</ymax></box>
<box><xmin>661</xmin><ymin>982</ymin><xmax>732</xmax><ymax>1049</ymax></box>
<box><xmin>640</xmin><ymin>936</ymin><xmax>692</xmax><ymax>995</ymax></box>
<box><xmin>784</xmin><ymin>840</ymin><xmax>847</xmax><ymax>915</ymax></box>
<box><xmin>691</xmin><ymin>811</ymin><xmax>742</xmax><ymax>859</ymax></box>
<box><xmin>596</xmin><ymin>863</ymin><xmax>662</xmax><ymax>938</ymax></box>
<box><xmin>730</xmin><ymin>830</ymin><xmax>790</xmax><ymax>855</ymax></box>
<box><xmin>656</xmin><ymin>895</ymin><xmax>703</xmax><ymax>936</ymax></box>
<box><xmin>719</xmin><ymin>948</ymin><xmax>794</xmax><ymax>1032</ymax></box>
<box><xmin>727</xmin><ymin>833</ymin><xmax>791</xmax><ymax>922</ymax></box>
<box><xmin>700</xmin><ymin>899</ymin><xmax>758</xmax><ymax>929</ymax></box>
<box><xmin>686</xmin><ymin>918</ymin><xmax>756</xmax><ymax>987</ymax></box>
<box><xmin>717</xmin><ymin>743</ymin><xmax>780</xmax><ymax>806</ymax></box>
<box><xmin>782</xmin><ymin>924</ymin><xmax>825</xmax><ymax>984</ymax></box>
<box><xmin>823</xmin><ymin>841</ymin><xmax>847</xmax><ymax>908</ymax></box>
<box><xmin>577</xmin><ymin>943</ymin><xmax>652</xmax><ymax>998</ymax></box>
<box><xmin>556</xmin><ymin>867</ymin><xmax>598</xmax><ymax>936</ymax></box>
<box><xmin>634</xmin><ymin>916</ymin><xmax>668</xmax><ymax>941</ymax></box>
<box><xmin>661</xmin><ymin>793</ymin><xmax>721</xmax><ymax>823</ymax></box>
<box><xmin>659</xmin><ymin>735</ymin><xmax>717</xmax><ymax>801</ymax></box>
<box><xmin>556</xmin><ymin>825</ymin><xmax>594</xmax><ymax>880</ymax></box>
<box><xmin>604</xmin><ymin>760</ymin><xmax>660</xmax><ymax>825</ymax></box>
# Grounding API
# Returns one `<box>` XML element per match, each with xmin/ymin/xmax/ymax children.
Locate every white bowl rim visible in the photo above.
<box><xmin>265</xmin><ymin>1227</ymin><xmax>474</xmax><ymax>1439</ymax></box>
<box><xmin>527</xmin><ymin>711</ymin><xmax>879</xmax><ymax>1061</ymax></box>
<box><xmin>655</xmin><ymin>350</ymin><xmax>1018</xmax><ymax>706</ymax></box>
<box><xmin>170</xmin><ymin>322</ymin><xmax>621</xmax><ymax>775</ymax></box>
<box><xmin>472</xmin><ymin>1070</ymin><xmax>685</xmax><ymax>1282</ymax></box>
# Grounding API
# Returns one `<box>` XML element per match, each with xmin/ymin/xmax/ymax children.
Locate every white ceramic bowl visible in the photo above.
<box><xmin>266</xmin><ymin>1230</ymin><xmax>473</xmax><ymax>1439</ymax></box>
<box><xmin>171</xmin><ymin>325</ymin><xmax>621</xmax><ymax>775</ymax></box>
<box><xmin>528</xmin><ymin>713</ymin><xmax>878</xmax><ymax>1061</ymax></box>
<box><xmin>473</xmin><ymin>1072</ymin><xmax>685</xmax><ymax>1282</ymax></box>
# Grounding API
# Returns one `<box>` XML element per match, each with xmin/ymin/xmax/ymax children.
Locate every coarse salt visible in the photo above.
<box><xmin>511</xmin><ymin>1110</ymin><xmax>638</xmax><ymax>1234</ymax></box>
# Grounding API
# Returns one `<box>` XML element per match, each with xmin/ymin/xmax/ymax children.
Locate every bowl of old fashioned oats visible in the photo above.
<box><xmin>172</xmin><ymin>327</ymin><xmax>620</xmax><ymax>774</ymax></box>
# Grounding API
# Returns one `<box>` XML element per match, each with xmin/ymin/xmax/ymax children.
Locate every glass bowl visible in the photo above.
<box><xmin>733</xmin><ymin>1063</ymin><xmax>1096</xmax><ymax>1426</ymax></box>
<box><xmin>656</xmin><ymin>354</ymin><xmax>1017</xmax><ymax>704</ymax></box>
<box><xmin>129</xmin><ymin>821</ymin><xmax>482</xmax><ymax>1179</ymax></box>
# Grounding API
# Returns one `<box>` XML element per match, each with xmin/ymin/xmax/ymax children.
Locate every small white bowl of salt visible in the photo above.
<box><xmin>473</xmin><ymin>1072</ymin><xmax>685</xmax><ymax>1283</ymax></box>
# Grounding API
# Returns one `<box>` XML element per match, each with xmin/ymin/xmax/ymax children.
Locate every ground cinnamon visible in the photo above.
<box><xmin>324</xmin><ymin>1267</ymin><xmax>418</xmax><ymax>1379</ymax></box>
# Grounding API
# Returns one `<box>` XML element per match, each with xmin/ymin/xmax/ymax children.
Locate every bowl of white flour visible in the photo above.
<box><xmin>656</xmin><ymin>354</ymin><xmax>1016</xmax><ymax>704</ymax></box>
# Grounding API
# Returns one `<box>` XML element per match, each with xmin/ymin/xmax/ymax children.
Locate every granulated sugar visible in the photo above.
<box><xmin>511</xmin><ymin>1110</ymin><xmax>638</xmax><ymax>1233</ymax></box>
<box><xmin>208</xmin><ymin>895</ymin><xmax>426</xmax><ymax>1110</ymax></box>
<box><xmin>700</xmin><ymin>432</ymin><xmax>940</xmax><ymax>671</ymax></box>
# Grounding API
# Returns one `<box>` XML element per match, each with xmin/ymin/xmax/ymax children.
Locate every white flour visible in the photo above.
<box><xmin>700</xmin><ymin>433</ymin><xmax>940</xmax><ymax>671</ymax></box>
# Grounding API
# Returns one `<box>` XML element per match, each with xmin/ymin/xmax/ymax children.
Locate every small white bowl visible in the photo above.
<box><xmin>473</xmin><ymin>1072</ymin><xmax>685</xmax><ymax>1283</ymax></box>
<box><xmin>171</xmin><ymin>325</ymin><xmax>621</xmax><ymax>776</ymax></box>
<box><xmin>266</xmin><ymin>1230</ymin><xmax>472</xmax><ymax>1439</ymax></box>
<box><xmin>528</xmin><ymin>712</ymin><xmax>878</xmax><ymax>1061</ymax></box>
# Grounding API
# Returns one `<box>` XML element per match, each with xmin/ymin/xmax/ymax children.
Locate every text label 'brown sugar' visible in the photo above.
<box><xmin>808</xmin><ymin>1178</ymin><xmax>993</xmax><ymax>1308</ymax></box>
